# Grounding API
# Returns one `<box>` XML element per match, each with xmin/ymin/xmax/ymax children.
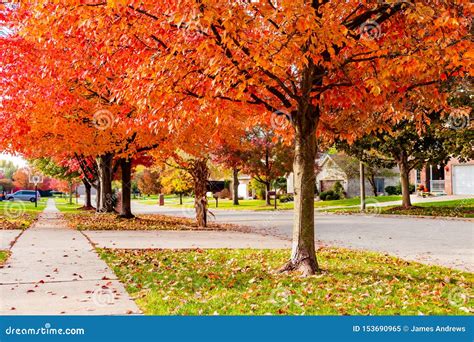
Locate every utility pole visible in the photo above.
<box><xmin>360</xmin><ymin>161</ymin><xmax>366</xmax><ymax>211</ymax></box>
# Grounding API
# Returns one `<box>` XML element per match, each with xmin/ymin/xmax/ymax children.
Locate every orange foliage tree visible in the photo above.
<box><xmin>1</xmin><ymin>1</ymin><xmax>472</xmax><ymax>274</ymax></box>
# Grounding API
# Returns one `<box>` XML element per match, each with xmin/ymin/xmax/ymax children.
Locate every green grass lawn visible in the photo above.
<box><xmin>99</xmin><ymin>247</ymin><xmax>473</xmax><ymax>315</ymax></box>
<box><xmin>0</xmin><ymin>250</ymin><xmax>10</xmax><ymax>266</ymax></box>
<box><xmin>0</xmin><ymin>199</ymin><xmax>46</xmax><ymax>229</ymax></box>
<box><xmin>54</xmin><ymin>197</ymin><xmax>84</xmax><ymax>213</ymax></box>
<box><xmin>137</xmin><ymin>195</ymin><xmax>402</xmax><ymax>211</ymax></box>
<box><xmin>313</xmin><ymin>195</ymin><xmax>401</xmax><ymax>208</ymax></box>
<box><xmin>329</xmin><ymin>198</ymin><xmax>474</xmax><ymax>218</ymax></box>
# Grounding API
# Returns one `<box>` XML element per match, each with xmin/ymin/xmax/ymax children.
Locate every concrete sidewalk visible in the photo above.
<box><xmin>0</xmin><ymin>199</ymin><xmax>140</xmax><ymax>315</ymax></box>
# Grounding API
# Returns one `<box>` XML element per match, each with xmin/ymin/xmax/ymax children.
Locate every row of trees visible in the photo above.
<box><xmin>0</xmin><ymin>1</ymin><xmax>471</xmax><ymax>275</ymax></box>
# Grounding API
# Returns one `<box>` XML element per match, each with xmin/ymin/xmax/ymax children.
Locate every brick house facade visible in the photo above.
<box><xmin>410</xmin><ymin>158</ymin><xmax>474</xmax><ymax>195</ymax></box>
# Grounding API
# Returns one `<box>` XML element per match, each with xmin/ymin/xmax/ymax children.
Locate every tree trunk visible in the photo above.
<box><xmin>232</xmin><ymin>168</ymin><xmax>239</xmax><ymax>205</ymax></box>
<box><xmin>265</xmin><ymin>182</ymin><xmax>271</xmax><ymax>205</ymax></box>
<box><xmin>69</xmin><ymin>181</ymin><xmax>73</xmax><ymax>204</ymax></box>
<box><xmin>98</xmin><ymin>153</ymin><xmax>115</xmax><ymax>213</ymax></box>
<box><xmin>280</xmin><ymin>107</ymin><xmax>319</xmax><ymax>276</ymax></box>
<box><xmin>359</xmin><ymin>162</ymin><xmax>366</xmax><ymax>211</ymax></box>
<box><xmin>82</xmin><ymin>179</ymin><xmax>94</xmax><ymax>209</ymax></box>
<box><xmin>189</xmin><ymin>159</ymin><xmax>209</xmax><ymax>227</ymax></box>
<box><xmin>119</xmin><ymin>158</ymin><xmax>134</xmax><ymax>219</ymax></box>
<box><xmin>368</xmin><ymin>173</ymin><xmax>378</xmax><ymax>197</ymax></box>
<box><xmin>95</xmin><ymin>181</ymin><xmax>101</xmax><ymax>212</ymax></box>
<box><xmin>179</xmin><ymin>193</ymin><xmax>183</xmax><ymax>205</ymax></box>
<box><xmin>398</xmin><ymin>152</ymin><xmax>412</xmax><ymax>208</ymax></box>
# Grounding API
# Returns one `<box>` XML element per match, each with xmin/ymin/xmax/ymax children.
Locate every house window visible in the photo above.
<box><xmin>375</xmin><ymin>178</ymin><xmax>385</xmax><ymax>193</ymax></box>
<box><xmin>416</xmin><ymin>169</ymin><xmax>421</xmax><ymax>184</ymax></box>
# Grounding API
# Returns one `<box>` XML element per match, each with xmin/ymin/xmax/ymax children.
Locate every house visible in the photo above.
<box><xmin>287</xmin><ymin>153</ymin><xmax>400</xmax><ymax>198</ymax></box>
<box><xmin>228</xmin><ymin>174</ymin><xmax>253</xmax><ymax>199</ymax></box>
<box><xmin>411</xmin><ymin>158</ymin><xmax>474</xmax><ymax>195</ymax></box>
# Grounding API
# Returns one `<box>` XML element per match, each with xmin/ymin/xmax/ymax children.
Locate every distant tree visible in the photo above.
<box><xmin>0</xmin><ymin>178</ymin><xmax>14</xmax><ymax>194</ymax></box>
<box><xmin>12</xmin><ymin>169</ymin><xmax>31</xmax><ymax>190</ymax></box>
<box><xmin>160</xmin><ymin>168</ymin><xmax>193</xmax><ymax>205</ymax></box>
<box><xmin>0</xmin><ymin>160</ymin><xmax>18</xmax><ymax>179</ymax></box>
<box><xmin>337</xmin><ymin>112</ymin><xmax>469</xmax><ymax>208</ymax></box>
<box><xmin>135</xmin><ymin>169</ymin><xmax>161</xmax><ymax>196</ymax></box>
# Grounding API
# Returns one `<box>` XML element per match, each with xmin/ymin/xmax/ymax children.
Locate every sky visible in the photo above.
<box><xmin>0</xmin><ymin>153</ymin><xmax>28</xmax><ymax>168</ymax></box>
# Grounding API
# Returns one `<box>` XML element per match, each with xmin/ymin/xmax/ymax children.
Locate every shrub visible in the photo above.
<box><xmin>332</xmin><ymin>181</ymin><xmax>345</xmax><ymax>199</ymax></box>
<box><xmin>279</xmin><ymin>194</ymin><xmax>294</xmax><ymax>203</ymax></box>
<box><xmin>395</xmin><ymin>183</ymin><xmax>416</xmax><ymax>194</ymax></box>
<box><xmin>319</xmin><ymin>190</ymin><xmax>340</xmax><ymax>201</ymax></box>
<box><xmin>333</xmin><ymin>181</ymin><xmax>343</xmax><ymax>194</ymax></box>
<box><xmin>385</xmin><ymin>183</ymin><xmax>415</xmax><ymax>195</ymax></box>
<box><xmin>385</xmin><ymin>185</ymin><xmax>399</xmax><ymax>195</ymax></box>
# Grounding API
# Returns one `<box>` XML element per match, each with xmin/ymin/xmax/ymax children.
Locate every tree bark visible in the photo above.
<box><xmin>359</xmin><ymin>162</ymin><xmax>366</xmax><ymax>211</ymax></box>
<box><xmin>82</xmin><ymin>179</ymin><xmax>94</xmax><ymax>209</ymax></box>
<box><xmin>398</xmin><ymin>151</ymin><xmax>412</xmax><ymax>208</ymax></box>
<box><xmin>280</xmin><ymin>107</ymin><xmax>319</xmax><ymax>276</ymax></box>
<box><xmin>265</xmin><ymin>182</ymin><xmax>272</xmax><ymax>205</ymax></box>
<box><xmin>189</xmin><ymin>159</ymin><xmax>209</xmax><ymax>227</ymax></box>
<box><xmin>119</xmin><ymin>158</ymin><xmax>134</xmax><ymax>219</ymax></box>
<box><xmin>232</xmin><ymin>168</ymin><xmax>240</xmax><ymax>205</ymax></box>
<box><xmin>98</xmin><ymin>153</ymin><xmax>115</xmax><ymax>213</ymax></box>
<box><xmin>179</xmin><ymin>193</ymin><xmax>183</xmax><ymax>205</ymax></box>
<box><xmin>95</xmin><ymin>180</ymin><xmax>101</xmax><ymax>212</ymax></box>
<box><xmin>368</xmin><ymin>173</ymin><xmax>378</xmax><ymax>197</ymax></box>
<box><xmin>69</xmin><ymin>181</ymin><xmax>73</xmax><ymax>205</ymax></box>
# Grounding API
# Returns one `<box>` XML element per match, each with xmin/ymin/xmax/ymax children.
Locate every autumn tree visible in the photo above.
<box><xmin>0</xmin><ymin>2</ymin><xmax>172</xmax><ymax>218</ymax></box>
<box><xmin>337</xmin><ymin>112</ymin><xmax>471</xmax><ymax>207</ymax></box>
<box><xmin>135</xmin><ymin>169</ymin><xmax>161</xmax><ymax>196</ymax></box>
<box><xmin>102</xmin><ymin>0</ymin><xmax>470</xmax><ymax>274</ymax></box>
<box><xmin>160</xmin><ymin>167</ymin><xmax>193</xmax><ymax>205</ymax></box>
<box><xmin>0</xmin><ymin>160</ymin><xmax>18</xmax><ymax>179</ymax></box>
<box><xmin>2</xmin><ymin>1</ymin><xmax>471</xmax><ymax>275</ymax></box>
<box><xmin>12</xmin><ymin>169</ymin><xmax>31</xmax><ymax>190</ymax></box>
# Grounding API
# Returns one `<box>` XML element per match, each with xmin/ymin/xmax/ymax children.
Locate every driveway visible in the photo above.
<box><xmin>131</xmin><ymin>201</ymin><xmax>474</xmax><ymax>272</ymax></box>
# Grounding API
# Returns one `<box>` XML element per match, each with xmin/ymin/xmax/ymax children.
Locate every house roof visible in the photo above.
<box><xmin>319</xmin><ymin>153</ymin><xmax>360</xmax><ymax>178</ymax></box>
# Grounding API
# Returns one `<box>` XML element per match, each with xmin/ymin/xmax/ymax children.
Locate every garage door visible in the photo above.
<box><xmin>453</xmin><ymin>165</ymin><xmax>474</xmax><ymax>195</ymax></box>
